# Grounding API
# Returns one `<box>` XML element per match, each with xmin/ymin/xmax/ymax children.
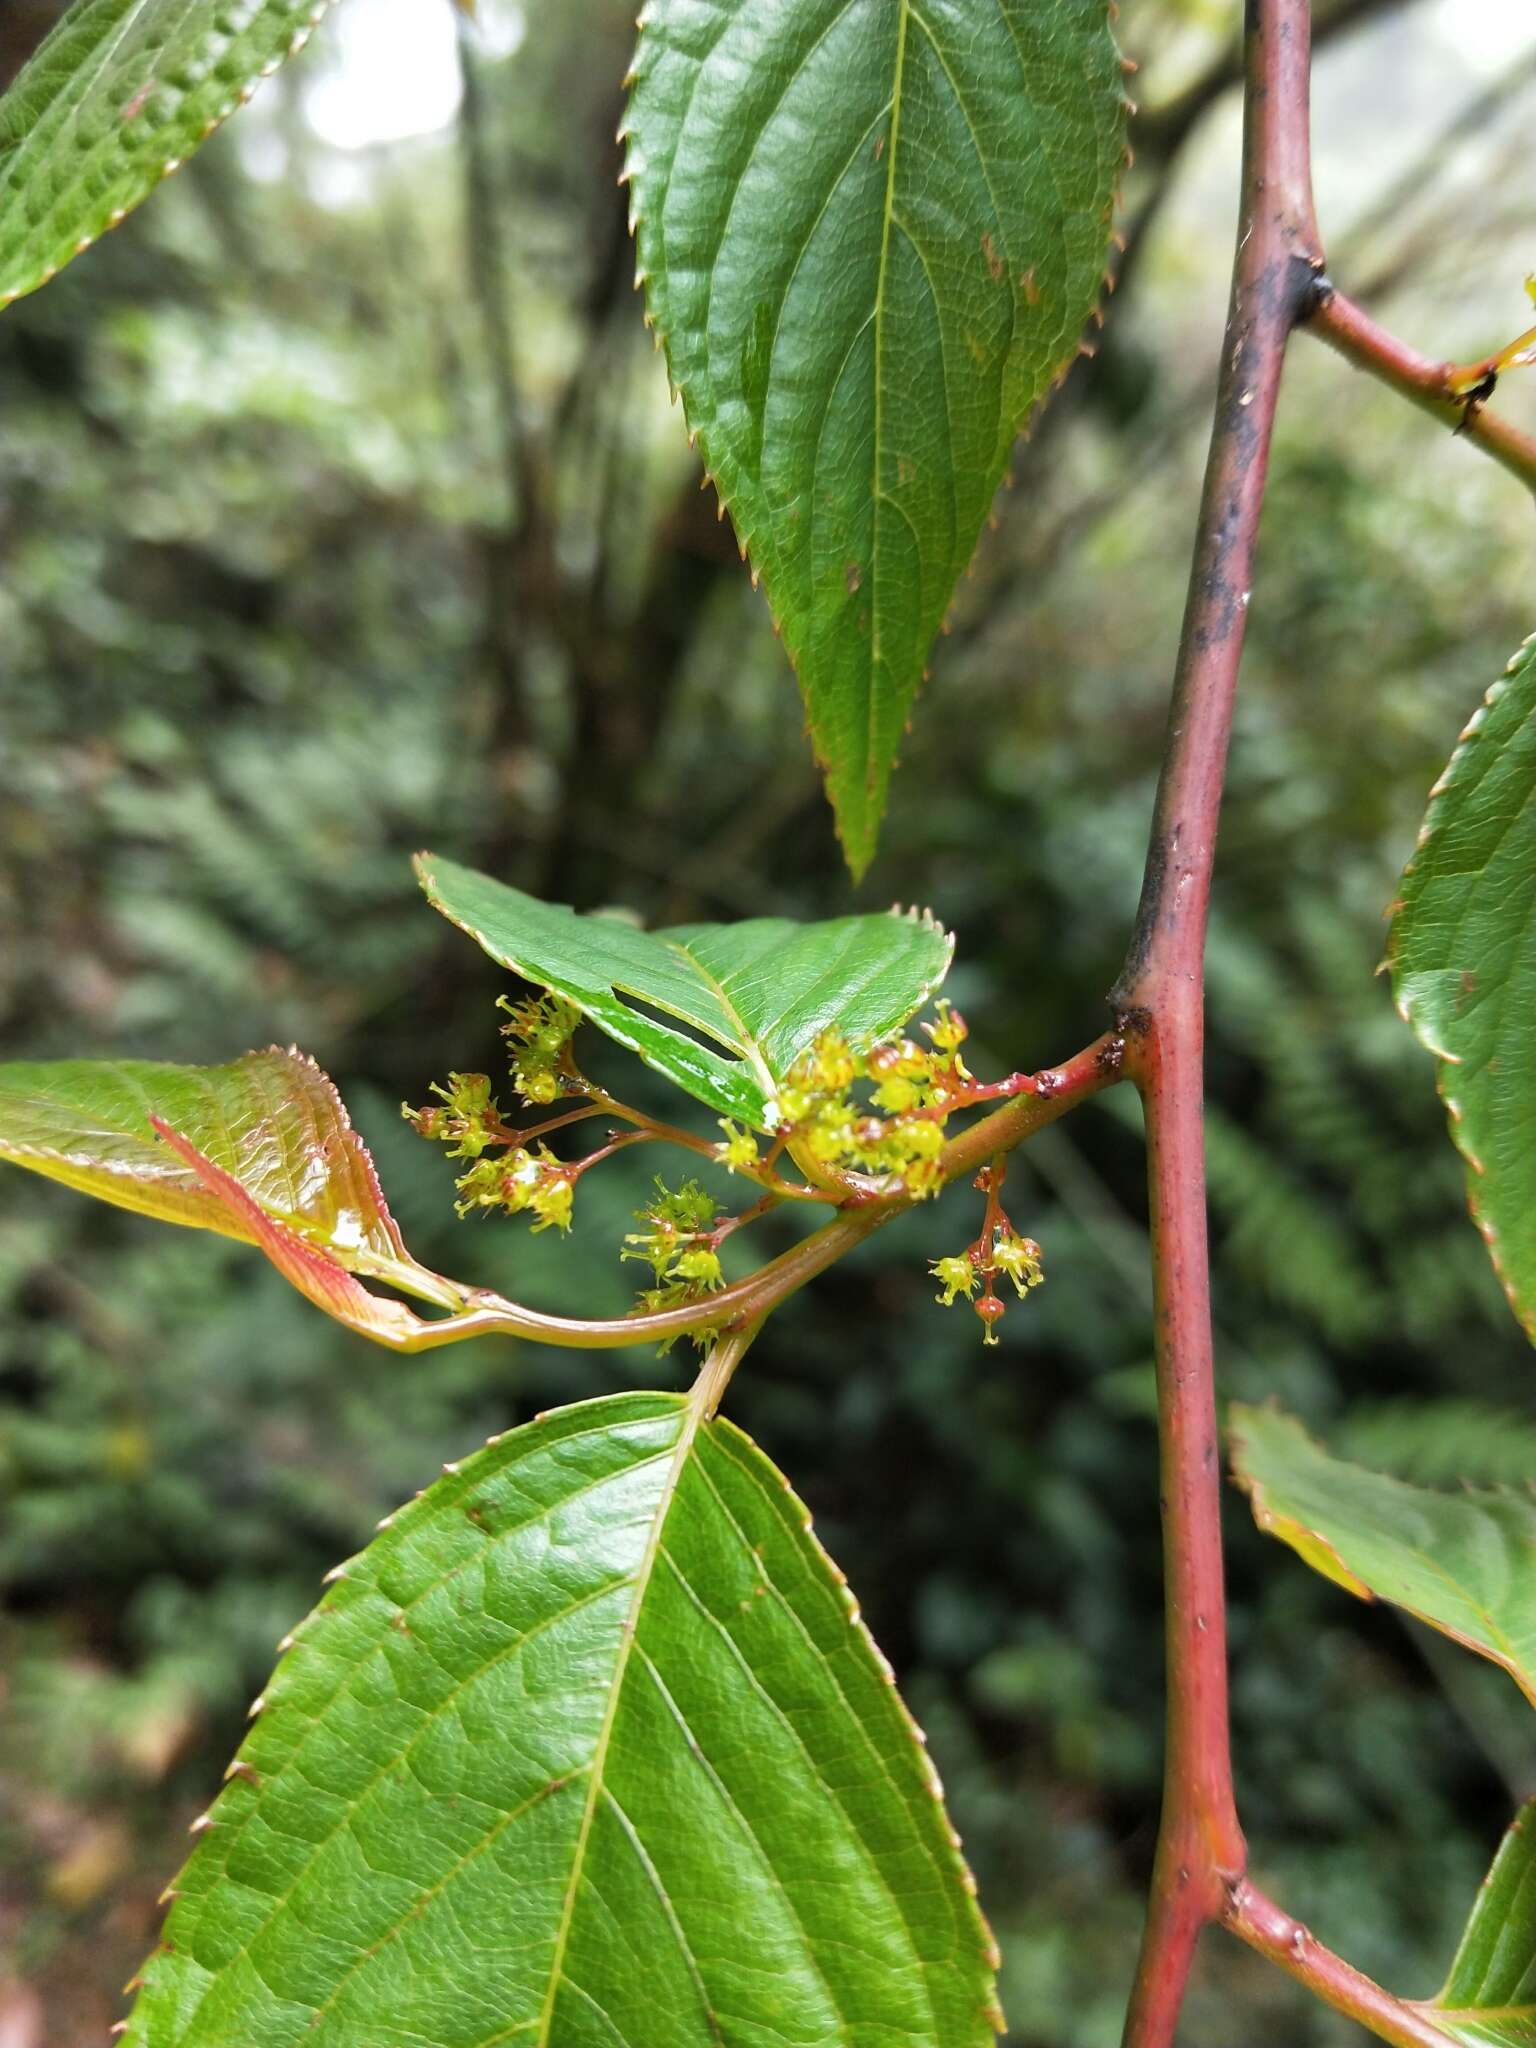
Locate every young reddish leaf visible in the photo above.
<box><xmin>0</xmin><ymin>1048</ymin><xmax>464</xmax><ymax>1337</ymax></box>
<box><xmin>1390</xmin><ymin>633</ymin><xmax>1536</xmax><ymax>1342</ymax></box>
<box><xmin>121</xmin><ymin>1394</ymin><xmax>1003</xmax><ymax>2048</ymax></box>
<box><xmin>148</xmin><ymin>1116</ymin><xmax>424</xmax><ymax>1345</ymax></box>
<box><xmin>1230</xmin><ymin>1404</ymin><xmax>1536</xmax><ymax>1704</ymax></box>
<box><xmin>623</xmin><ymin>0</ymin><xmax>1127</xmax><ymax>876</ymax></box>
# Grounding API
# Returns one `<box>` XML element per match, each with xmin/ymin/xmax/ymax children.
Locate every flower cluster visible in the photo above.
<box><xmin>401</xmin><ymin>1070</ymin><xmax>502</xmax><ymax>1158</ymax></box>
<box><xmin>497</xmin><ymin>991</ymin><xmax>582</xmax><ymax>1105</ymax></box>
<box><xmin>744</xmin><ymin>1004</ymin><xmax>983</xmax><ymax>1197</ymax></box>
<box><xmin>715</xmin><ymin>1120</ymin><xmax>761</xmax><ymax>1173</ymax></box>
<box><xmin>451</xmin><ymin>1144</ymin><xmax>575</xmax><ymax>1232</ymax></box>
<box><xmin>621</xmin><ymin>1178</ymin><xmax>726</xmax><ymax>1349</ymax></box>
<box><xmin>405</xmin><ymin>994</ymin><xmax>592</xmax><ymax>1229</ymax></box>
<box><xmin>404</xmin><ymin>1052</ymin><xmax>579</xmax><ymax>1232</ymax></box>
<box><xmin>406</xmin><ymin>989</ymin><xmax>1044</xmax><ymax>1354</ymax></box>
<box><xmin>929</xmin><ymin>1165</ymin><xmax>1043</xmax><ymax>1345</ymax></box>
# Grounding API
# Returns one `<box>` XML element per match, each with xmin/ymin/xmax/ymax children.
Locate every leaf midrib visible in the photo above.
<box><xmin>868</xmin><ymin>0</ymin><xmax>911</xmax><ymax>749</ymax></box>
<box><xmin>535</xmin><ymin>1400</ymin><xmax>704</xmax><ymax>2046</ymax></box>
<box><xmin>154</xmin><ymin>1424</ymin><xmax>680</xmax><ymax>2048</ymax></box>
<box><xmin>1430</xmin><ymin>2002</ymin><xmax>1536</xmax><ymax>2025</ymax></box>
<box><xmin>657</xmin><ymin>937</ymin><xmax>777</xmax><ymax>1100</ymax></box>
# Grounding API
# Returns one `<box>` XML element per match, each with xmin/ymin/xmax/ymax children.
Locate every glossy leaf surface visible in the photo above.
<box><xmin>417</xmin><ymin>852</ymin><xmax>954</xmax><ymax>1128</ymax></box>
<box><xmin>623</xmin><ymin>0</ymin><xmax>1126</xmax><ymax>875</ymax></box>
<box><xmin>1391</xmin><ymin>634</ymin><xmax>1536</xmax><ymax>1339</ymax></box>
<box><xmin>0</xmin><ymin>0</ymin><xmax>332</xmax><ymax>307</ymax></box>
<box><xmin>124</xmin><ymin>1393</ymin><xmax>1001</xmax><ymax>2048</ymax></box>
<box><xmin>1426</xmin><ymin>1799</ymin><xmax>1536</xmax><ymax>2044</ymax></box>
<box><xmin>0</xmin><ymin>1048</ymin><xmax>453</xmax><ymax>1338</ymax></box>
<box><xmin>1230</xmin><ymin>1404</ymin><xmax>1536</xmax><ymax>1703</ymax></box>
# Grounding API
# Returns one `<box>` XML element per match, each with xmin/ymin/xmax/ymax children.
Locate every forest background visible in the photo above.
<box><xmin>1</xmin><ymin>0</ymin><xmax>1534</xmax><ymax>2039</ymax></box>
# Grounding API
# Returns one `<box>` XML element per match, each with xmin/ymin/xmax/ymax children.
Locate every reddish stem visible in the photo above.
<box><xmin>707</xmin><ymin>1191</ymin><xmax>778</xmax><ymax>1247</ymax></box>
<box><xmin>584</xmin><ymin>1092</ymin><xmax>829</xmax><ymax>1201</ymax></box>
<box><xmin>1304</xmin><ymin>285</ymin><xmax>1536</xmax><ymax>495</ymax></box>
<box><xmin>483</xmin><ymin>1102</ymin><xmax>609</xmax><ymax>1146</ymax></box>
<box><xmin>568</xmin><ymin>1128</ymin><xmax>652</xmax><ymax>1176</ymax></box>
<box><xmin>937</xmin><ymin>1033</ymin><xmax>1124</xmax><ymax>1182</ymax></box>
<box><xmin>973</xmin><ymin>1159</ymin><xmax>1007</xmax><ymax>1250</ymax></box>
<box><xmin>1223</xmin><ymin>1883</ymin><xmax>1453</xmax><ymax>2047</ymax></box>
<box><xmin>1115</xmin><ymin>0</ymin><xmax>1321</xmax><ymax>2038</ymax></box>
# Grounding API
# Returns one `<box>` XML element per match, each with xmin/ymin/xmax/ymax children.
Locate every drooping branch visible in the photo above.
<box><xmin>1115</xmin><ymin>0</ymin><xmax>1324</xmax><ymax>2039</ymax></box>
<box><xmin>357</xmin><ymin>1034</ymin><xmax>1127</xmax><ymax>1356</ymax></box>
<box><xmin>1303</xmin><ymin>282</ymin><xmax>1536</xmax><ymax>496</ymax></box>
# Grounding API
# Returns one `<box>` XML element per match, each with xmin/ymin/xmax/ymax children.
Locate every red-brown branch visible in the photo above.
<box><xmin>1223</xmin><ymin>1883</ymin><xmax>1453</xmax><ymax>2047</ymax></box>
<box><xmin>1114</xmin><ymin>0</ymin><xmax>1323</xmax><ymax>2039</ymax></box>
<box><xmin>1305</xmin><ymin>284</ymin><xmax>1536</xmax><ymax>496</ymax></box>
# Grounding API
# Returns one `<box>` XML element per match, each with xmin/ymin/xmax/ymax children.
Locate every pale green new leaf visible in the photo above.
<box><xmin>0</xmin><ymin>0</ymin><xmax>333</xmax><ymax>308</ymax></box>
<box><xmin>0</xmin><ymin>1048</ymin><xmax>397</xmax><ymax>1255</ymax></box>
<box><xmin>1425</xmin><ymin>1799</ymin><xmax>1536</xmax><ymax>2045</ymax></box>
<box><xmin>623</xmin><ymin>0</ymin><xmax>1126</xmax><ymax>875</ymax></box>
<box><xmin>417</xmin><ymin>852</ymin><xmax>954</xmax><ymax>1129</ymax></box>
<box><xmin>0</xmin><ymin>1048</ymin><xmax>461</xmax><ymax>1338</ymax></box>
<box><xmin>1229</xmin><ymin>1404</ymin><xmax>1536</xmax><ymax>1704</ymax></box>
<box><xmin>123</xmin><ymin>1392</ymin><xmax>1002</xmax><ymax>2048</ymax></box>
<box><xmin>1390</xmin><ymin>633</ymin><xmax>1536</xmax><ymax>1340</ymax></box>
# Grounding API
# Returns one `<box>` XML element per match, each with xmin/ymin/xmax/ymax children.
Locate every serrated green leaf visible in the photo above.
<box><xmin>0</xmin><ymin>0</ymin><xmax>333</xmax><ymax>308</ymax></box>
<box><xmin>416</xmin><ymin>852</ymin><xmax>954</xmax><ymax>1129</ymax></box>
<box><xmin>0</xmin><ymin>1048</ymin><xmax>462</xmax><ymax>1337</ymax></box>
<box><xmin>1229</xmin><ymin>1404</ymin><xmax>1536</xmax><ymax>1704</ymax></box>
<box><xmin>1425</xmin><ymin>1800</ymin><xmax>1536</xmax><ymax>2044</ymax></box>
<box><xmin>1390</xmin><ymin>633</ymin><xmax>1536</xmax><ymax>1341</ymax></box>
<box><xmin>623</xmin><ymin>0</ymin><xmax>1126</xmax><ymax>875</ymax></box>
<box><xmin>123</xmin><ymin>1392</ymin><xmax>1002</xmax><ymax>2048</ymax></box>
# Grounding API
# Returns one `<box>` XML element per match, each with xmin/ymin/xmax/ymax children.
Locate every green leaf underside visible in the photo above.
<box><xmin>416</xmin><ymin>853</ymin><xmax>954</xmax><ymax>1129</ymax></box>
<box><xmin>1229</xmin><ymin>1405</ymin><xmax>1536</xmax><ymax>1706</ymax></box>
<box><xmin>0</xmin><ymin>1048</ymin><xmax>405</xmax><ymax>1271</ymax></box>
<box><xmin>1430</xmin><ymin>1800</ymin><xmax>1536</xmax><ymax>2045</ymax></box>
<box><xmin>124</xmin><ymin>1393</ymin><xmax>1000</xmax><ymax>2048</ymax></box>
<box><xmin>1390</xmin><ymin>634</ymin><xmax>1536</xmax><ymax>1342</ymax></box>
<box><xmin>623</xmin><ymin>0</ymin><xmax>1126</xmax><ymax>875</ymax></box>
<box><xmin>0</xmin><ymin>0</ymin><xmax>332</xmax><ymax>308</ymax></box>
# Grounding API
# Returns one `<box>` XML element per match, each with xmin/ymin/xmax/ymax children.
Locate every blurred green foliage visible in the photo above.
<box><xmin>2</xmin><ymin>1</ymin><xmax>1535</xmax><ymax>2042</ymax></box>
